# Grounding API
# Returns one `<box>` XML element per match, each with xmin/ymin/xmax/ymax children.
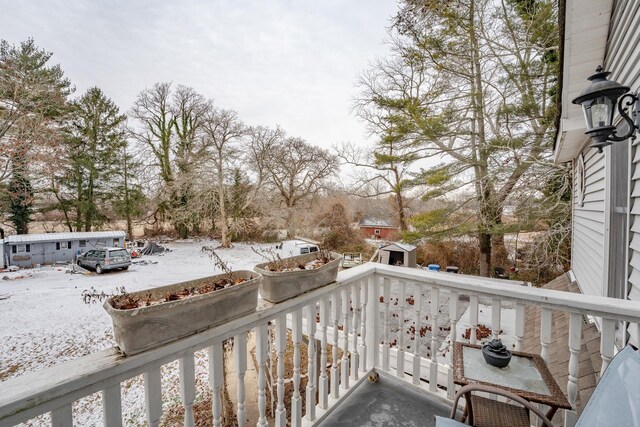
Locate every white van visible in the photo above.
<box><xmin>275</xmin><ymin>240</ymin><xmax>320</xmax><ymax>257</ymax></box>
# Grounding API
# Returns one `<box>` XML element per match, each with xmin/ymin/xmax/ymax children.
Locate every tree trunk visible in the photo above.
<box><xmin>395</xmin><ymin>178</ymin><xmax>408</xmax><ymax>231</ymax></box>
<box><xmin>478</xmin><ymin>232</ymin><xmax>492</xmax><ymax>277</ymax></box>
<box><xmin>123</xmin><ymin>147</ymin><xmax>133</xmax><ymax>237</ymax></box>
<box><xmin>217</xmin><ymin>159</ymin><xmax>230</xmax><ymax>248</ymax></box>
<box><xmin>286</xmin><ymin>204</ymin><xmax>296</xmax><ymax>239</ymax></box>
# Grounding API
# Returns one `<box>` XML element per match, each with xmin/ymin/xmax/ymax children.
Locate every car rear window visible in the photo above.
<box><xmin>108</xmin><ymin>249</ymin><xmax>128</xmax><ymax>258</ymax></box>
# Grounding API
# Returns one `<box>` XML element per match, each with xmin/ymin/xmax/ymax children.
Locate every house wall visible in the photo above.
<box><xmin>6</xmin><ymin>236</ymin><xmax>125</xmax><ymax>267</ymax></box>
<box><xmin>570</xmin><ymin>1</ymin><xmax>640</xmax><ymax>302</ymax></box>
<box><xmin>572</xmin><ymin>148</ymin><xmax>607</xmax><ymax>297</ymax></box>
<box><xmin>605</xmin><ymin>0</ymin><xmax>640</xmax><ymax>307</ymax></box>
<box><xmin>360</xmin><ymin>226</ymin><xmax>397</xmax><ymax>240</ymax></box>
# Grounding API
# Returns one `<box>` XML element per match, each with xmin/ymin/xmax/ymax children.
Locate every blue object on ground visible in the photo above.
<box><xmin>434</xmin><ymin>416</ymin><xmax>466</xmax><ymax>426</ymax></box>
<box><xmin>428</xmin><ymin>264</ymin><xmax>441</xmax><ymax>271</ymax></box>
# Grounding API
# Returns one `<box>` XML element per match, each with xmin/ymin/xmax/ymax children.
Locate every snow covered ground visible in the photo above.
<box><xmin>0</xmin><ymin>240</ymin><xmax>273</xmax><ymax>426</ymax></box>
<box><xmin>1</xmin><ymin>240</ymin><xmax>512</xmax><ymax>426</ymax></box>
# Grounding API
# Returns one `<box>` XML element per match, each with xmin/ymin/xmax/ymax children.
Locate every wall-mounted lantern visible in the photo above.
<box><xmin>572</xmin><ymin>66</ymin><xmax>639</xmax><ymax>152</ymax></box>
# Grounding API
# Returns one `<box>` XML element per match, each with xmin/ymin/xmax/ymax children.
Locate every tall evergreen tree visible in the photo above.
<box><xmin>0</xmin><ymin>38</ymin><xmax>72</xmax><ymax>233</ymax></box>
<box><xmin>354</xmin><ymin>0</ymin><xmax>559</xmax><ymax>276</ymax></box>
<box><xmin>57</xmin><ymin>87</ymin><xmax>127</xmax><ymax>231</ymax></box>
<box><xmin>112</xmin><ymin>144</ymin><xmax>145</xmax><ymax>236</ymax></box>
<box><xmin>7</xmin><ymin>165</ymin><xmax>33</xmax><ymax>234</ymax></box>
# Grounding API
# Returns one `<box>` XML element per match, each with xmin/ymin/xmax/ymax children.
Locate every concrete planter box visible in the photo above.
<box><xmin>104</xmin><ymin>271</ymin><xmax>260</xmax><ymax>355</ymax></box>
<box><xmin>254</xmin><ymin>252</ymin><xmax>341</xmax><ymax>303</ymax></box>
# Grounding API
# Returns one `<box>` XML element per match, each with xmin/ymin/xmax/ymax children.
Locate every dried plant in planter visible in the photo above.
<box><xmin>201</xmin><ymin>246</ymin><xmax>240</xmax><ymax>283</ymax></box>
<box><xmin>253</xmin><ymin>248</ymin><xmax>342</xmax><ymax>303</ymax></box>
<box><xmin>109</xmin><ymin>247</ymin><xmax>252</xmax><ymax>310</ymax></box>
<box><xmin>252</xmin><ymin>247</ymin><xmax>334</xmax><ymax>272</ymax></box>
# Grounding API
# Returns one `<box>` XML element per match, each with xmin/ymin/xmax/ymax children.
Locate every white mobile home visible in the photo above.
<box><xmin>556</xmin><ymin>1</ymin><xmax>640</xmax><ymax>341</ymax></box>
<box><xmin>3</xmin><ymin>231</ymin><xmax>126</xmax><ymax>268</ymax></box>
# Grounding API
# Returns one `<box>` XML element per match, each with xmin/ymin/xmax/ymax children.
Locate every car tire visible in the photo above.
<box><xmin>77</xmin><ymin>260</ymin><xmax>82</xmax><ymax>266</ymax></box>
<box><xmin>122</xmin><ymin>266</ymin><xmax>129</xmax><ymax>271</ymax></box>
<box><xmin>96</xmin><ymin>265</ymin><xmax>103</xmax><ymax>274</ymax></box>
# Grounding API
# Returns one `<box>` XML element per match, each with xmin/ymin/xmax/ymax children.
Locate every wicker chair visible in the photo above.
<box><xmin>449</xmin><ymin>384</ymin><xmax>554</xmax><ymax>427</ymax></box>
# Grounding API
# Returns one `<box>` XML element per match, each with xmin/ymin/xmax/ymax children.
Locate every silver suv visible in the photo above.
<box><xmin>77</xmin><ymin>247</ymin><xmax>131</xmax><ymax>274</ymax></box>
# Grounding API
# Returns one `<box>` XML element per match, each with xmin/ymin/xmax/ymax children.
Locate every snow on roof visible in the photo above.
<box><xmin>359</xmin><ymin>218</ymin><xmax>395</xmax><ymax>228</ymax></box>
<box><xmin>5</xmin><ymin>231</ymin><xmax>126</xmax><ymax>244</ymax></box>
<box><xmin>380</xmin><ymin>242</ymin><xmax>416</xmax><ymax>252</ymax></box>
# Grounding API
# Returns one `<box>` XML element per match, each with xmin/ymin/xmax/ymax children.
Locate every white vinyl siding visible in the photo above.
<box><xmin>627</xmin><ymin>142</ymin><xmax>640</xmax><ymax>303</ymax></box>
<box><xmin>605</xmin><ymin>0</ymin><xmax>640</xmax><ymax>305</ymax></box>
<box><xmin>573</xmin><ymin>148</ymin><xmax>606</xmax><ymax>296</ymax></box>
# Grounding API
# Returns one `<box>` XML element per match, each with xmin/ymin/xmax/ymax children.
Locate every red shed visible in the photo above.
<box><xmin>359</xmin><ymin>218</ymin><xmax>399</xmax><ymax>240</ymax></box>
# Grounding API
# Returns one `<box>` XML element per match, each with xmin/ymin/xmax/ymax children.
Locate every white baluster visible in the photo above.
<box><xmin>469</xmin><ymin>295</ymin><xmax>479</xmax><ymax>345</ymax></box>
<box><xmin>491</xmin><ymin>298</ymin><xmax>501</xmax><ymax>341</ymax></box>
<box><xmin>351</xmin><ymin>282</ymin><xmax>360</xmax><ymax>380</ymax></box>
<box><xmin>51</xmin><ymin>404</ymin><xmax>73</xmax><ymax>427</ymax></box>
<box><xmin>102</xmin><ymin>384</ymin><xmax>122</xmax><ymax>427</ymax></box>
<box><xmin>359</xmin><ymin>278</ymin><xmax>368</xmax><ymax>372</ymax></box>
<box><xmin>292</xmin><ymin>309</ymin><xmax>302</xmax><ymax>427</ymax></box>
<box><xmin>209</xmin><ymin>341</ymin><xmax>224</xmax><ymax>427</ymax></box>
<box><xmin>600</xmin><ymin>318</ymin><xmax>616</xmax><ymax>378</ymax></box>
<box><xmin>341</xmin><ymin>286</ymin><xmax>350</xmax><ymax>389</ymax></box>
<box><xmin>565</xmin><ymin>312</ymin><xmax>582</xmax><ymax>427</ymax></box>
<box><xmin>397</xmin><ymin>280</ymin><xmax>406</xmax><ymax>378</ymax></box>
<box><xmin>275</xmin><ymin>316</ymin><xmax>287</xmax><ymax>427</ymax></box>
<box><xmin>448</xmin><ymin>291</ymin><xmax>458</xmax><ymax>399</ymax></box>
<box><xmin>305</xmin><ymin>304</ymin><xmax>317</xmax><ymax>422</ymax></box>
<box><xmin>382</xmin><ymin>277</ymin><xmax>391</xmax><ymax>371</ymax></box>
<box><xmin>412</xmin><ymin>284</ymin><xmax>422</xmax><ymax>386</ymax></box>
<box><xmin>331</xmin><ymin>291</ymin><xmax>341</xmax><ymax>399</ymax></box>
<box><xmin>318</xmin><ymin>297</ymin><xmax>329</xmax><ymax>410</ymax></box>
<box><xmin>430</xmin><ymin>287</ymin><xmax>440</xmax><ymax>393</ymax></box>
<box><xmin>449</xmin><ymin>291</ymin><xmax>458</xmax><ymax>353</ymax></box>
<box><xmin>515</xmin><ymin>303</ymin><xmax>525</xmax><ymax>351</ymax></box>
<box><xmin>540</xmin><ymin>308</ymin><xmax>552</xmax><ymax>364</ymax></box>
<box><xmin>256</xmin><ymin>324</ymin><xmax>268</xmax><ymax>427</ymax></box>
<box><xmin>179</xmin><ymin>352</ymin><xmax>196</xmax><ymax>427</ymax></box>
<box><xmin>234</xmin><ymin>334</ymin><xmax>247</xmax><ymax>427</ymax></box>
<box><xmin>365</xmin><ymin>274</ymin><xmax>380</xmax><ymax>370</ymax></box>
<box><xmin>144</xmin><ymin>368</ymin><xmax>162</xmax><ymax>427</ymax></box>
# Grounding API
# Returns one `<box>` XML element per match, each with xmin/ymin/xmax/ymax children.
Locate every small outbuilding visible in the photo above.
<box><xmin>359</xmin><ymin>218</ymin><xmax>399</xmax><ymax>240</ymax></box>
<box><xmin>377</xmin><ymin>242</ymin><xmax>417</xmax><ymax>268</ymax></box>
<box><xmin>3</xmin><ymin>231</ymin><xmax>126</xmax><ymax>268</ymax></box>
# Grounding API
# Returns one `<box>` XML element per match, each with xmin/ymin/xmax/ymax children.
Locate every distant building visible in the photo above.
<box><xmin>358</xmin><ymin>218</ymin><xmax>399</xmax><ymax>240</ymax></box>
<box><xmin>2</xmin><ymin>231</ymin><xmax>126</xmax><ymax>268</ymax></box>
<box><xmin>377</xmin><ymin>243</ymin><xmax>417</xmax><ymax>268</ymax></box>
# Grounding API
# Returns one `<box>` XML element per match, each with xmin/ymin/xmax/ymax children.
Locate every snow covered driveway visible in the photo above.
<box><xmin>0</xmin><ymin>240</ymin><xmax>270</xmax><ymax>426</ymax></box>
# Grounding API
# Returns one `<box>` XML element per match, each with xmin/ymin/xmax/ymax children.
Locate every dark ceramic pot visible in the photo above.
<box><xmin>482</xmin><ymin>339</ymin><xmax>512</xmax><ymax>368</ymax></box>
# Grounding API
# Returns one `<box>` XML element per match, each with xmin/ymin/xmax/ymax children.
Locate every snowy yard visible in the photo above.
<box><xmin>0</xmin><ymin>240</ymin><xmax>273</xmax><ymax>426</ymax></box>
<box><xmin>0</xmin><ymin>240</ymin><xmax>513</xmax><ymax>426</ymax></box>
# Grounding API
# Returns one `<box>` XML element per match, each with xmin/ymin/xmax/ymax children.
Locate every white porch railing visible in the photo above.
<box><xmin>2</xmin><ymin>263</ymin><xmax>640</xmax><ymax>427</ymax></box>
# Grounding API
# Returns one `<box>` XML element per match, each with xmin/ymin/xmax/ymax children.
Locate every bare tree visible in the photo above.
<box><xmin>201</xmin><ymin>108</ymin><xmax>245</xmax><ymax>247</ymax></box>
<box><xmin>129</xmin><ymin>83</ymin><xmax>212</xmax><ymax>237</ymax></box>
<box><xmin>264</xmin><ymin>137</ymin><xmax>338</xmax><ymax>237</ymax></box>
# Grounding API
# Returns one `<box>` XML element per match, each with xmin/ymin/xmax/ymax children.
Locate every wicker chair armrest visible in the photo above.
<box><xmin>451</xmin><ymin>383</ymin><xmax>555</xmax><ymax>427</ymax></box>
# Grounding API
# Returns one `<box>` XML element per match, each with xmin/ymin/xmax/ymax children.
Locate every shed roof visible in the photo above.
<box><xmin>359</xmin><ymin>218</ymin><xmax>396</xmax><ymax>228</ymax></box>
<box><xmin>380</xmin><ymin>242</ymin><xmax>416</xmax><ymax>253</ymax></box>
<box><xmin>5</xmin><ymin>231</ymin><xmax>126</xmax><ymax>244</ymax></box>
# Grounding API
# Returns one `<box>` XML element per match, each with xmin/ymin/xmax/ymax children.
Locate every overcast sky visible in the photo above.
<box><xmin>1</xmin><ymin>0</ymin><xmax>397</xmax><ymax>148</ymax></box>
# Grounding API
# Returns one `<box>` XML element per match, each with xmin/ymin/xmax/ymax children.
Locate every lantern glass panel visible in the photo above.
<box><xmin>582</xmin><ymin>96</ymin><xmax>615</xmax><ymax>131</ymax></box>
